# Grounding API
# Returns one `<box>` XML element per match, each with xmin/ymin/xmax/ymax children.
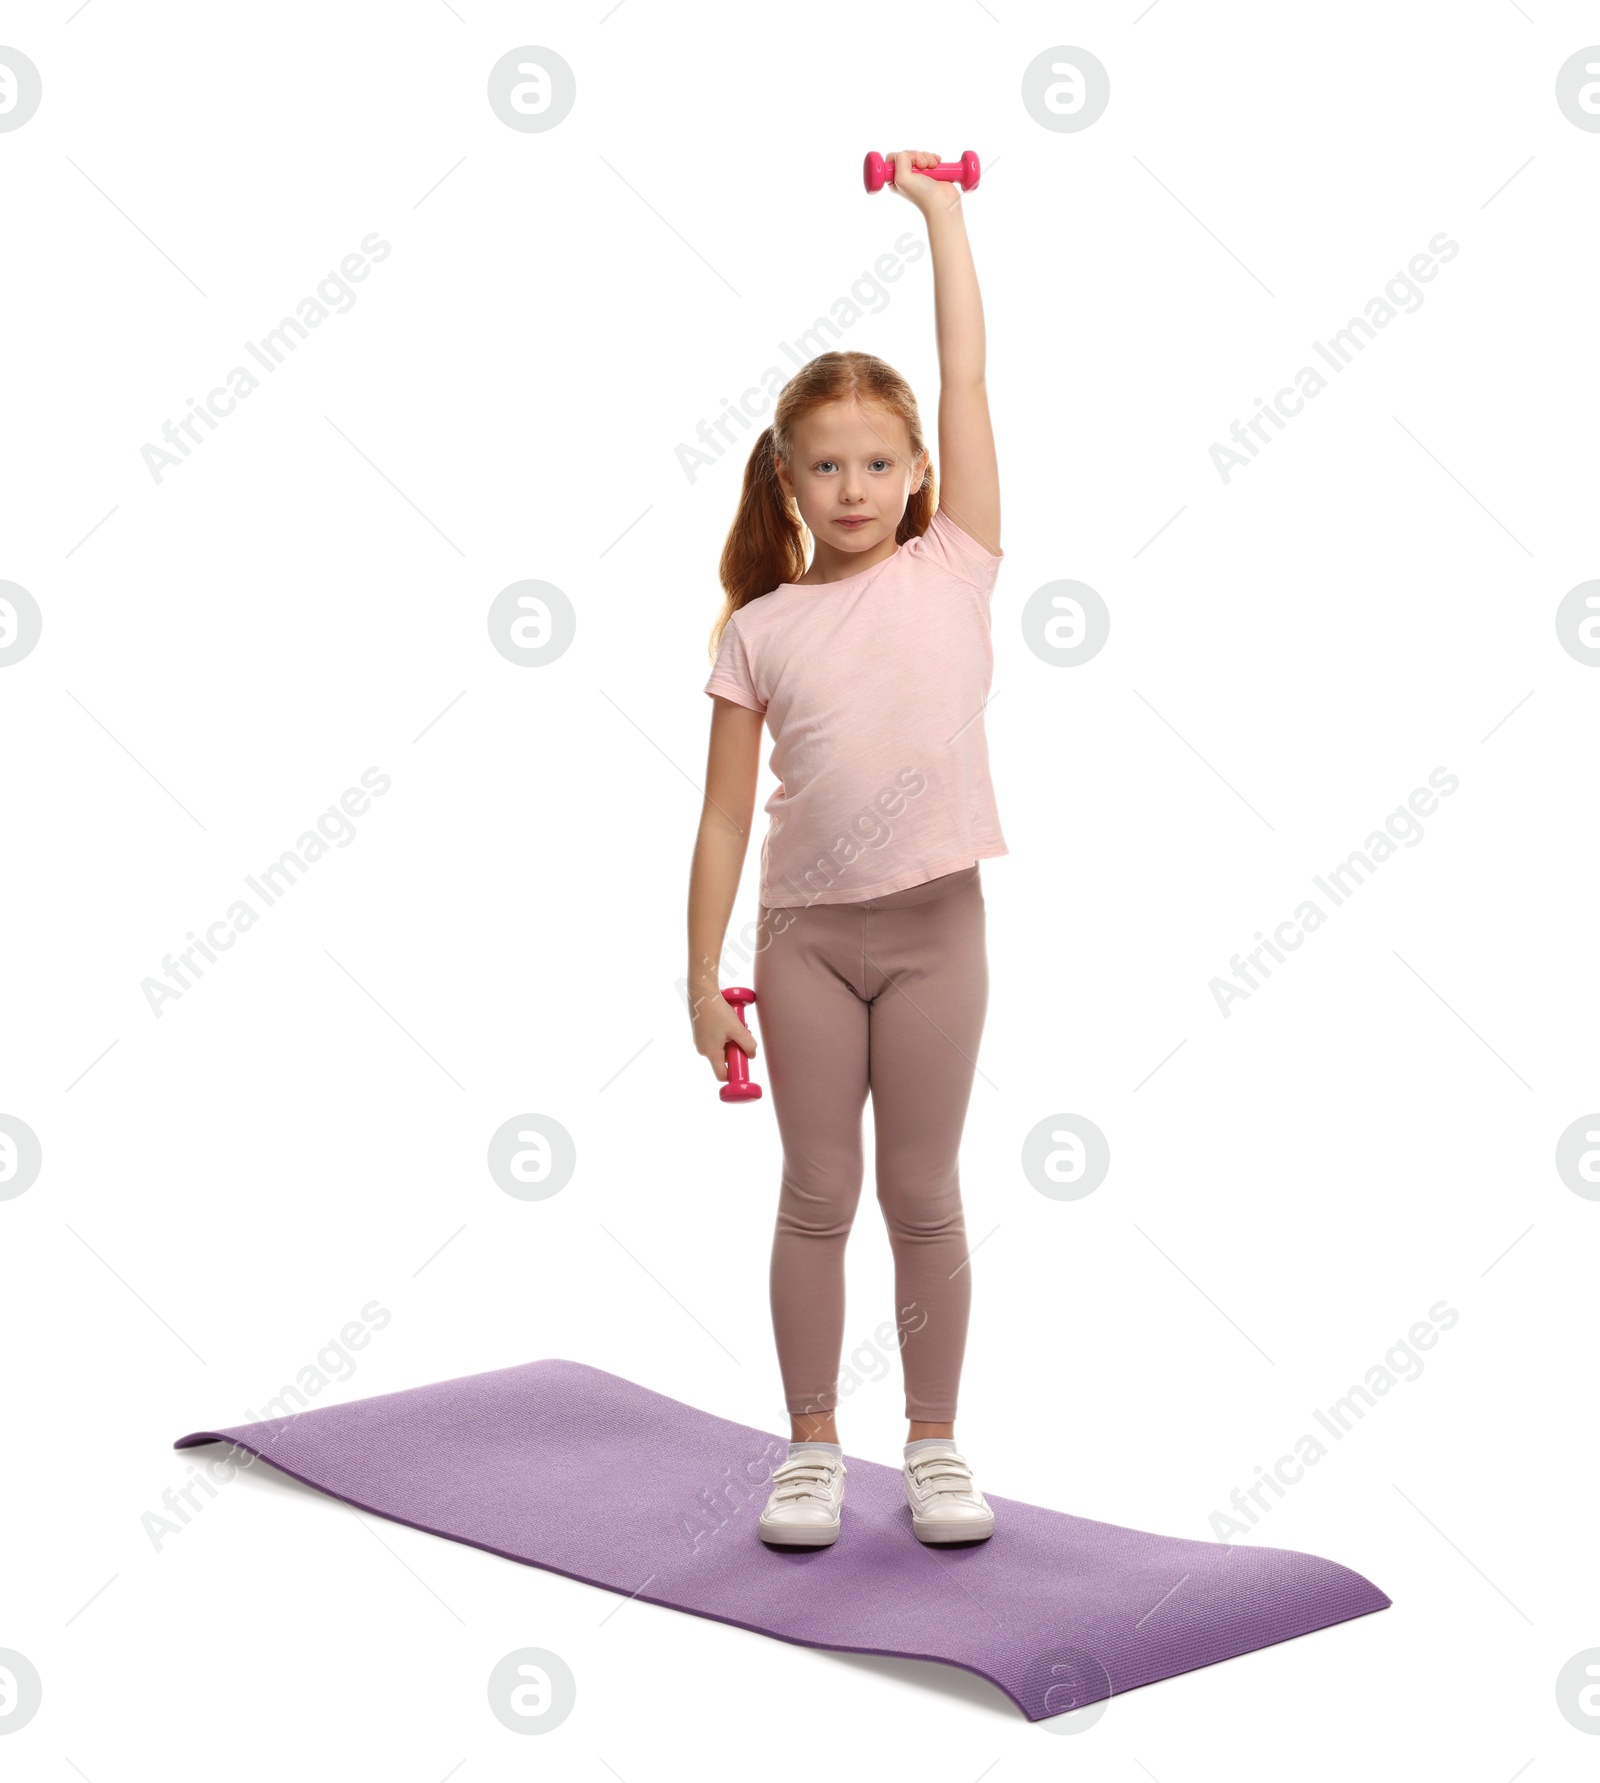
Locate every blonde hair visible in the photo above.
<box><xmin>708</xmin><ymin>350</ymin><xmax>935</xmax><ymax>660</ymax></box>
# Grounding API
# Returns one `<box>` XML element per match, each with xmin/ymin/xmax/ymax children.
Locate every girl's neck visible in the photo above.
<box><xmin>795</xmin><ymin>537</ymin><xmax>900</xmax><ymax>586</ymax></box>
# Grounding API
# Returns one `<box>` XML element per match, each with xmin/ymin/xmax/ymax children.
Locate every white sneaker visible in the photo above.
<box><xmin>758</xmin><ymin>1447</ymin><xmax>846</xmax><ymax>1546</ymax></box>
<box><xmin>902</xmin><ymin>1443</ymin><xmax>996</xmax><ymax>1543</ymax></box>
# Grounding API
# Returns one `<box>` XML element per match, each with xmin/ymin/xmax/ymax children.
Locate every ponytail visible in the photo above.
<box><xmin>711</xmin><ymin>427</ymin><xmax>807</xmax><ymax>658</ymax></box>
<box><xmin>899</xmin><ymin>458</ymin><xmax>936</xmax><ymax>546</ymax></box>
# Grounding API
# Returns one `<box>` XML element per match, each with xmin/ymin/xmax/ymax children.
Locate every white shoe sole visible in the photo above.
<box><xmin>906</xmin><ymin>1489</ymin><xmax>996</xmax><ymax>1544</ymax></box>
<box><xmin>758</xmin><ymin>1514</ymin><xmax>840</xmax><ymax>1547</ymax></box>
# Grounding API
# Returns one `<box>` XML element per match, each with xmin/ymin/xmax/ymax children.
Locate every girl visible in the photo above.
<box><xmin>687</xmin><ymin>150</ymin><xmax>1005</xmax><ymax>1550</ymax></box>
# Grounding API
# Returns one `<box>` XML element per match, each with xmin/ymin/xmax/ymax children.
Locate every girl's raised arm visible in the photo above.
<box><xmin>890</xmin><ymin>149</ymin><xmax>1000</xmax><ymax>556</ymax></box>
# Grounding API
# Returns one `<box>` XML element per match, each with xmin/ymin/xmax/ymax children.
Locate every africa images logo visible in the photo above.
<box><xmin>1209</xmin><ymin>232</ymin><xmax>1460</xmax><ymax>484</ymax></box>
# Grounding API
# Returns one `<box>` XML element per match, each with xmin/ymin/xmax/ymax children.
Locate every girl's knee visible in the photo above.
<box><xmin>777</xmin><ymin>1167</ymin><xmax>864</xmax><ymax>1238</ymax></box>
<box><xmin>876</xmin><ymin>1167</ymin><xmax>964</xmax><ymax>1227</ymax></box>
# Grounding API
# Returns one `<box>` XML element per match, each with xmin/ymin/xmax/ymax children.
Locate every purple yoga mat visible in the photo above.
<box><xmin>173</xmin><ymin>1358</ymin><xmax>1389</xmax><ymax>1721</ymax></box>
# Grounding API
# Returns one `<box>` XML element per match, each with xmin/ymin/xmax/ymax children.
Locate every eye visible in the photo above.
<box><xmin>870</xmin><ymin>458</ymin><xmax>893</xmax><ymax>472</ymax></box>
<box><xmin>815</xmin><ymin>460</ymin><xmax>837</xmax><ymax>474</ymax></box>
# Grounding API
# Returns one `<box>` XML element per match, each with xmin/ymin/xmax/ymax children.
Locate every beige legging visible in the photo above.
<box><xmin>751</xmin><ymin>864</ymin><xmax>987</xmax><ymax>1422</ymax></box>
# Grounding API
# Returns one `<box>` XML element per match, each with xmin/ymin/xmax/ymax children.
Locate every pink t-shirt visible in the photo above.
<box><xmin>703</xmin><ymin>504</ymin><xmax>1009</xmax><ymax>908</ymax></box>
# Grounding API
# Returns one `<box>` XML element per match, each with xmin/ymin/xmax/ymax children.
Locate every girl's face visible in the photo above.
<box><xmin>776</xmin><ymin>401</ymin><xmax>928</xmax><ymax>557</ymax></box>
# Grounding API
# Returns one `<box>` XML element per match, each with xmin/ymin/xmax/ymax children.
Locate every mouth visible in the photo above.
<box><xmin>834</xmin><ymin>517</ymin><xmax>872</xmax><ymax>529</ymax></box>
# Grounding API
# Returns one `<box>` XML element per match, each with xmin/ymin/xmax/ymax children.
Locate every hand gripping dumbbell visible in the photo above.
<box><xmin>719</xmin><ymin>987</ymin><xmax>762</xmax><ymax>1103</ymax></box>
<box><xmin>863</xmin><ymin>149</ymin><xmax>981</xmax><ymax>195</ymax></box>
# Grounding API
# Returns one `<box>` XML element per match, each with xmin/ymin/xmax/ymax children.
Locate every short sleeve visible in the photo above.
<box><xmin>913</xmin><ymin>504</ymin><xmax>1004</xmax><ymax>597</ymax></box>
<box><xmin>703</xmin><ymin>615</ymin><xmax>765</xmax><ymax>713</ymax></box>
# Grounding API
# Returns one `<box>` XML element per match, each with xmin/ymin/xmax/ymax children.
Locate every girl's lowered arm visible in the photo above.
<box><xmin>686</xmin><ymin>696</ymin><xmax>764</xmax><ymax>1080</ymax></box>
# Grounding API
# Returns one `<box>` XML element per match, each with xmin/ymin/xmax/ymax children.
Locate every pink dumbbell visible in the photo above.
<box><xmin>863</xmin><ymin>149</ymin><xmax>981</xmax><ymax>195</ymax></box>
<box><xmin>720</xmin><ymin>987</ymin><xmax>762</xmax><ymax>1103</ymax></box>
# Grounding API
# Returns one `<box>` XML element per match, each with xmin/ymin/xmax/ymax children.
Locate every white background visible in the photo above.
<box><xmin>3</xmin><ymin>2</ymin><xmax>1597</xmax><ymax>1774</ymax></box>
